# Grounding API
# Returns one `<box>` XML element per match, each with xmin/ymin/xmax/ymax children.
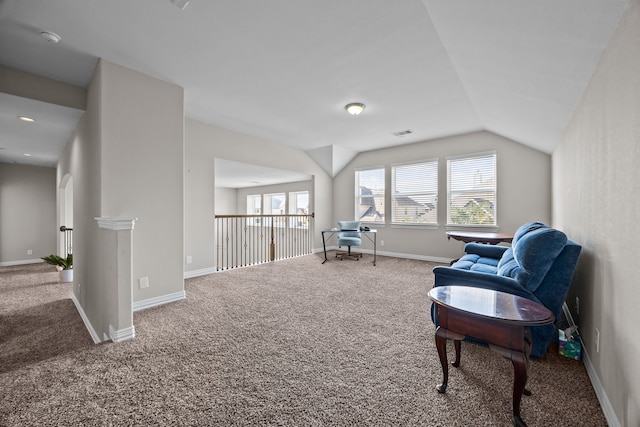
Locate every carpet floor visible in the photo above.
<box><xmin>0</xmin><ymin>254</ymin><xmax>606</xmax><ymax>426</ymax></box>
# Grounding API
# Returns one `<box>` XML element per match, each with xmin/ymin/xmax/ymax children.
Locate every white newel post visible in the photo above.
<box><xmin>95</xmin><ymin>217</ymin><xmax>137</xmax><ymax>343</ymax></box>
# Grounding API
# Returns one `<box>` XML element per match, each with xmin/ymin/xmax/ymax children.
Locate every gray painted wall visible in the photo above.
<box><xmin>57</xmin><ymin>59</ymin><xmax>184</xmax><ymax>340</ymax></box>
<box><xmin>553</xmin><ymin>0</ymin><xmax>640</xmax><ymax>424</ymax></box>
<box><xmin>333</xmin><ymin>131</ymin><xmax>551</xmax><ymax>261</ymax></box>
<box><xmin>0</xmin><ymin>163</ymin><xmax>56</xmax><ymax>264</ymax></box>
<box><xmin>185</xmin><ymin>119</ymin><xmax>333</xmax><ymax>274</ymax></box>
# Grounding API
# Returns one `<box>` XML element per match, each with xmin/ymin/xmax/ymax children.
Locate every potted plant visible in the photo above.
<box><xmin>42</xmin><ymin>253</ymin><xmax>73</xmax><ymax>282</ymax></box>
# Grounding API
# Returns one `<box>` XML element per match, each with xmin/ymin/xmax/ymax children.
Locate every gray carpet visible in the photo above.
<box><xmin>0</xmin><ymin>255</ymin><xmax>607</xmax><ymax>426</ymax></box>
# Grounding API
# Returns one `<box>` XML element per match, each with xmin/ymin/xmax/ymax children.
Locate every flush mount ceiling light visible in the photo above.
<box><xmin>345</xmin><ymin>102</ymin><xmax>365</xmax><ymax>116</ymax></box>
<box><xmin>40</xmin><ymin>30</ymin><xmax>61</xmax><ymax>44</ymax></box>
<box><xmin>18</xmin><ymin>116</ymin><xmax>35</xmax><ymax>123</ymax></box>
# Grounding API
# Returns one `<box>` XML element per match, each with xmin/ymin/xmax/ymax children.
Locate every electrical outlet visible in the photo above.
<box><xmin>139</xmin><ymin>277</ymin><xmax>150</xmax><ymax>289</ymax></box>
<box><xmin>27</xmin><ymin>249</ymin><xmax>33</xmax><ymax>255</ymax></box>
<box><xmin>381</xmin><ymin>240</ymin><xmax>385</xmax><ymax>246</ymax></box>
<box><xmin>575</xmin><ymin>297</ymin><xmax>579</xmax><ymax>315</ymax></box>
<box><xmin>186</xmin><ymin>256</ymin><xmax>192</xmax><ymax>264</ymax></box>
<box><xmin>595</xmin><ymin>328</ymin><xmax>600</xmax><ymax>353</ymax></box>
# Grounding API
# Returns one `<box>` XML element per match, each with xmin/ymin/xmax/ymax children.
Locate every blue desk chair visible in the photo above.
<box><xmin>336</xmin><ymin>221</ymin><xmax>362</xmax><ymax>261</ymax></box>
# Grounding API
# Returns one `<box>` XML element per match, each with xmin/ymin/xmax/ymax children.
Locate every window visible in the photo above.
<box><xmin>356</xmin><ymin>168</ymin><xmax>385</xmax><ymax>223</ymax></box>
<box><xmin>447</xmin><ymin>152</ymin><xmax>496</xmax><ymax>226</ymax></box>
<box><xmin>246</xmin><ymin>195</ymin><xmax>262</xmax><ymax>215</ymax></box>
<box><xmin>392</xmin><ymin>160</ymin><xmax>438</xmax><ymax>224</ymax></box>
<box><xmin>263</xmin><ymin>192</ymin><xmax>286</xmax><ymax>227</ymax></box>
<box><xmin>246</xmin><ymin>194</ymin><xmax>262</xmax><ymax>225</ymax></box>
<box><xmin>263</xmin><ymin>193</ymin><xmax>286</xmax><ymax>215</ymax></box>
<box><xmin>289</xmin><ymin>191</ymin><xmax>309</xmax><ymax>228</ymax></box>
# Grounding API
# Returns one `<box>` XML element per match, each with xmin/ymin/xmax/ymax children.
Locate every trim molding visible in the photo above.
<box><xmin>0</xmin><ymin>259</ymin><xmax>44</xmax><ymax>267</ymax></box>
<box><xmin>71</xmin><ymin>293</ymin><xmax>102</xmax><ymax>344</ymax></box>
<box><xmin>133</xmin><ymin>291</ymin><xmax>186</xmax><ymax>312</ymax></box>
<box><xmin>184</xmin><ymin>266</ymin><xmax>218</xmax><ymax>279</ymax></box>
<box><xmin>94</xmin><ymin>216</ymin><xmax>137</xmax><ymax>231</ymax></box>
<box><xmin>562</xmin><ymin>303</ymin><xmax>620</xmax><ymax>427</ymax></box>
<box><xmin>313</xmin><ymin>246</ymin><xmax>451</xmax><ymax>264</ymax></box>
<box><xmin>109</xmin><ymin>324</ymin><xmax>136</xmax><ymax>343</ymax></box>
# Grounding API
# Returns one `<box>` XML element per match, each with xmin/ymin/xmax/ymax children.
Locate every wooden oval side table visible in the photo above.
<box><xmin>428</xmin><ymin>285</ymin><xmax>554</xmax><ymax>427</ymax></box>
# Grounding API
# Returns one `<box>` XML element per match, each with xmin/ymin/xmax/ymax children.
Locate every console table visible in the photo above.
<box><xmin>446</xmin><ymin>230</ymin><xmax>514</xmax><ymax>245</ymax></box>
<box><xmin>428</xmin><ymin>285</ymin><xmax>554</xmax><ymax>427</ymax></box>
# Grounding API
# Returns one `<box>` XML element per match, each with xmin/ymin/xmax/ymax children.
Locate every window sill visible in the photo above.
<box><xmin>391</xmin><ymin>223</ymin><xmax>439</xmax><ymax>230</ymax></box>
<box><xmin>445</xmin><ymin>224</ymin><xmax>499</xmax><ymax>231</ymax></box>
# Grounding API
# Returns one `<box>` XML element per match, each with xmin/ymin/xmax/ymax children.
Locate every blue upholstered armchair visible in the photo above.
<box><xmin>432</xmin><ymin>222</ymin><xmax>582</xmax><ymax>358</ymax></box>
<box><xmin>336</xmin><ymin>220</ymin><xmax>362</xmax><ymax>261</ymax></box>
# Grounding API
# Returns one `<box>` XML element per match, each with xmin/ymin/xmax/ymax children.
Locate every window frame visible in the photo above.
<box><xmin>391</xmin><ymin>158</ymin><xmax>439</xmax><ymax>226</ymax></box>
<box><xmin>446</xmin><ymin>151</ymin><xmax>497</xmax><ymax>228</ymax></box>
<box><xmin>355</xmin><ymin>166</ymin><xmax>386</xmax><ymax>225</ymax></box>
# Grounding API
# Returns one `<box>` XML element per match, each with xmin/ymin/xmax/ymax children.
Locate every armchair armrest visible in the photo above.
<box><xmin>463</xmin><ymin>243</ymin><xmax>509</xmax><ymax>259</ymax></box>
<box><xmin>432</xmin><ymin>266</ymin><xmax>539</xmax><ymax>302</ymax></box>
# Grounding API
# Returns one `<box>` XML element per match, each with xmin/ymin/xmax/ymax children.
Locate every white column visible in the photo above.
<box><xmin>95</xmin><ymin>217</ymin><xmax>137</xmax><ymax>343</ymax></box>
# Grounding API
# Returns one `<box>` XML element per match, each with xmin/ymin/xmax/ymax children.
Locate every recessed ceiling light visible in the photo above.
<box><xmin>18</xmin><ymin>116</ymin><xmax>35</xmax><ymax>123</ymax></box>
<box><xmin>23</xmin><ymin>153</ymin><xmax>32</xmax><ymax>157</ymax></box>
<box><xmin>40</xmin><ymin>30</ymin><xmax>61</xmax><ymax>44</ymax></box>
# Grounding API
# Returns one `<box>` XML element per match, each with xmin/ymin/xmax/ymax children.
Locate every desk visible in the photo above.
<box><xmin>446</xmin><ymin>231</ymin><xmax>513</xmax><ymax>245</ymax></box>
<box><xmin>321</xmin><ymin>229</ymin><xmax>377</xmax><ymax>266</ymax></box>
<box><xmin>428</xmin><ymin>286</ymin><xmax>554</xmax><ymax>427</ymax></box>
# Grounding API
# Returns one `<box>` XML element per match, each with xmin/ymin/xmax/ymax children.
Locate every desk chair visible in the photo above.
<box><xmin>336</xmin><ymin>221</ymin><xmax>362</xmax><ymax>261</ymax></box>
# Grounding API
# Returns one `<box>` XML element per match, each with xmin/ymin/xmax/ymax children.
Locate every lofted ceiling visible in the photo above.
<box><xmin>0</xmin><ymin>0</ymin><xmax>630</xmax><ymax>175</ymax></box>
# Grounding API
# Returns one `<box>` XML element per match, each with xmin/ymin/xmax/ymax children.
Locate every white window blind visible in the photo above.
<box><xmin>355</xmin><ymin>168</ymin><xmax>385</xmax><ymax>223</ymax></box>
<box><xmin>447</xmin><ymin>152</ymin><xmax>496</xmax><ymax>226</ymax></box>
<box><xmin>391</xmin><ymin>160</ymin><xmax>438</xmax><ymax>224</ymax></box>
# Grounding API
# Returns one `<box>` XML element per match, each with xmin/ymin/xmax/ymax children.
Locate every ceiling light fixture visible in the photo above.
<box><xmin>345</xmin><ymin>102</ymin><xmax>365</xmax><ymax>116</ymax></box>
<box><xmin>23</xmin><ymin>153</ymin><xmax>32</xmax><ymax>157</ymax></box>
<box><xmin>40</xmin><ymin>30</ymin><xmax>61</xmax><ymax>44</ymax></box>
<box><xmin>18</xmin><ymin>116</ymin><xmax>35</xmax><ymax>123</ymax></box>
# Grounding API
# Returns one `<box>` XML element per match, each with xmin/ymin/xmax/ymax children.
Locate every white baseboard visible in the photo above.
<box><xmin>562</xmin><ymin>303</ymin><xmax>620</xmax><ymax>427</ymax></box>
<box><xmin>133</xmin><ymin>290</ymin><xmax>186</xmax><ymax>312</ymax></box>
<box><xmin>314</xmin><ymin>246</ymin><xmax>451</xmax><ymax>264</ymax></box>
<box><xmin>71</xmin><ymin>293</ymin><xmax>102</xmax><ymax>344</ymax></box>
<box><xmin>0</xmin><ymin>259</ymin><xmax>44</xmax><ymax>267</ymax></box>
<box><xmin>109</xmin><ymin>324</ymin><xmax>136</xmax><ymax>343</ymax></box>
<box><xmin>184</xmin><ymin>266</ymin><xmax>218</xmax><ymax>279</ymax></box>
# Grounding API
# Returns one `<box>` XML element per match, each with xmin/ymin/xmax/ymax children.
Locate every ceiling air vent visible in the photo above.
<box><xmin>392</xmin><ymin>129</ymin><xmax>413</xmax><ymax>137</ymax></box>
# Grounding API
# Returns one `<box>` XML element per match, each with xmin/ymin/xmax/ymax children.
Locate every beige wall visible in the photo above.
<box><xmin>552</xmin><ymin>0</ymin><xmax>640</xmax><ymax>424</ymax></box>
<box><xmin>57</xmin><ymin>59</ymin><xmax>184</xmax><ymax>340</ymax></box>
<box><xmin>99</xmin><ymin>61</ymin><xmax>184</xmax><ymax>304</ymax></box>
<box><xmin>0</xmin><ymin>163</ymin><xmax>56</xmax><ymax>264</ymax></box>
<box><xmin>185</xmin><ymin>119</ymin><xmax>332</xmax><ymax>274</ymax></box>
<box><xmin>333</xmin><ymin>131</ymin><xmax>551</xmax><ymax>261</ymax></box>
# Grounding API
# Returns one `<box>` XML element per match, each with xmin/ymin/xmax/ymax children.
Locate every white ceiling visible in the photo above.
<box><xmin>0</xmin><ymin>0</ymin><xmax>630</xmax><ymax>173</ymax></box>
<box><xmin>215</xmin><ymin>159</ymin><xmax>311</xmax><ymax>189</ymax></box>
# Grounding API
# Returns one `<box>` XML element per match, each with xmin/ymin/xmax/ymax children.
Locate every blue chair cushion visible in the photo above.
<box><xmin>498</xmin><ymin>227</ymin><xmax>568</xmax><ymax>293</ymax></box>
<box><xmin>337</xmin><ymin>220</ymin><xmax>361</xmax><ymax>247</ymax></box>
<box><xmin>338</xmin><ymin>236</ymin><xmax>361</xmax><ymax>246</ymax></box>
